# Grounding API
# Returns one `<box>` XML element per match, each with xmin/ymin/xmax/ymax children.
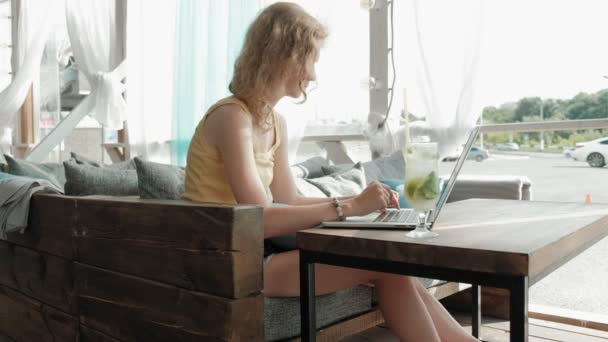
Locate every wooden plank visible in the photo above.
<box><xmin>72</xmin><ymin>196</ymin><xmax>263</xmax><ymax>298</ymax></box>
<box><xmin>442</xmin><ymin>286</ymin><xmax>510</xmax><ymax>320</ymax></box>
<box><xmin>0</xmin><ymin>285</ymin><xmax>78</xmax><ymax>342</ymax></box>
<box><xmin>75</xmin><ymin>263</ymin><xmax>263</xmax><ymax>342</ymax></box>
<box><xmin>455</xmin><ymin>312</ymin><xmax>608</xmax><ymax>342</ymax></box>
<box><xmin>72</xmin><ymin>195</ymin><xmax>262</xmax><ymax>254</ymax></box>
<box><xmin>481</xmin><ymin>319</ymin><xmax>608</xmax><ymax>342</ymax></box>
<box><xmin>74</xmin><ymin>236</ymin><xmax>260</xmax><ymax>298</ymax></box>
<box><xmin>6</xmin><ymin>194</ymin><xmax>77</xmax><ymax>259</ymax></box>
<box><xmin>529</xmin><ymin>318</ymin><xmax>608</xmax><ymax>340</ymax></box>
<box><xmin>429</xmin><ymin>282</ymin><xmax>471</xmax><ymax>301</ymax></box>
<box><xmin>0</xmin><ymin>241</ymin><xmax>74</xmax><ymax>313</ymax></box>
<box><xmin>80</xmin><ymin>325</ymin><xmax>123</xmax><ymax>342</ymax></box>
<box><xmin>529</xmin><ymin>305</ymin><xmax>608</xmax><ymax>334</ymax></box>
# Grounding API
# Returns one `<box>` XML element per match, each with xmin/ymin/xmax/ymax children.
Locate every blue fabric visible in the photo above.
<box><xmin>0</xmin><ymin>171</ymin><xmax>17</xmax><ymax>180</ymax></box>
<box><xmin>380</xmin><ymin>178</ymin><xmax>410</xmax><ymax>208</ymax></box>
<box><xmin>172</xmin><ymin>0</ymin><xmax>261</xmax><ymax>166</ymax></box>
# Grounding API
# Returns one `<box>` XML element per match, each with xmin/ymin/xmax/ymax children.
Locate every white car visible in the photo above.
<box><xmin>571</xmin><ymin>137</ymin><xmax>608</xmax><ymax>167</ymax></box>
<box><xmin>496</xmin><ymin>142</ymin><xmax>520</xmax><ymax>151</ymax></box>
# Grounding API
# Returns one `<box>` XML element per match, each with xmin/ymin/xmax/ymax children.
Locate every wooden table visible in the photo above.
<box><xmin>297</xmin><ymin>199</ymin><xmax>608</xmax><ymax>342</ymax></box>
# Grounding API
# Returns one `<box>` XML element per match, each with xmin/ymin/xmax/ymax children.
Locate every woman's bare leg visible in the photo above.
<box><xmin>412</xmin><ymin>279</ymin><xmax>479</xmax><ymax>342</ymax></box>
<box><xmin>264</xmin><ymin>250</ymin><xmax>440</xmax><ymax>342</ymax></box>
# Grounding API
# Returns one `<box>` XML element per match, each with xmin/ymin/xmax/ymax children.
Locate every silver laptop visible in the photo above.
<box><xmin>321</xmin><ymin>126</ymin><xmax>481</xmax><ymax>229</ymax></box>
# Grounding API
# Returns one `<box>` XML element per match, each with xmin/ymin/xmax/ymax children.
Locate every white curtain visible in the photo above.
<box><xmin>126</xmin><ymin>0</ymin><xmax>176</xmax><ymax>163</ymax></box>
<box><xmin>0</xmin><ymin>0</ymin><xmax>59</xmax><ymax>135</ymax></box>
<box><xmin>394</xmin><ymin>0</ymin><xmax>484</xmax><ymax>159</ymax></box>
<box><xmin>64</xmin><ymin>0</ymin><xmax>126</xmax><ymax>130</ymax></box>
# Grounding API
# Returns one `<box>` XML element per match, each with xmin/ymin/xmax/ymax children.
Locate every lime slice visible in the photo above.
<box><xmin>406</xmin><ymin>177</ymin><xmax>423</xmax><ymax>198</ymax></box>
<box><xmin>415</xmin><ymin>171</ymin><xmax>439</xmax><ymax>200</ymax></box>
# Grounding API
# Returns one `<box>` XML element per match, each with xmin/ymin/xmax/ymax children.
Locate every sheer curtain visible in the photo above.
<box><xmin>172</xmin><ymin>0</ymin><xmax>261</xmax><ymax>166</ymax></box>
<box><xmin>393</xmin><ymin>0</ymin><xmax>484</xmax><ymax>158</ymax></box>
<box><xmin>65</xmin><ymin>0</ymin><xmax>126</xmax><ymax>130</ymax></box>
<box><xmin>0</xmin><ymin>0</ymin><xmax>59</xmax><ymax>133</ymax></box>
<box><xmin>126</xmin><ymin>0</ymin><xmax>176</xmax><ymax>163</ymax></box>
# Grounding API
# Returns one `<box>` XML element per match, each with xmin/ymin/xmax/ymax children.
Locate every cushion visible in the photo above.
<box><xmin>292</xmin><ymin>156</ymin><xmax>329</xmax><ymax>179</ymax></box>
<box><xmin>63</xmin><ymin>161</ymin><xmax>138</xmax><ymax>196</ymax></box>
<box><xmin>448</xmin><ymin>175</ymin><xmax>533</xmax><ymax>202</ymax></box>
<box><xmin>264</xmin><ymin>285</ymin><xmax>373</xmax><ymax>341</ymax></box>
<box><xmin>322</xmin><ymin>151</ymin><xmax>405</xmax><ymax>184</ymax></box>
<box><xmin>4</xmin><ymin>154</ymin><xmax>66</xmax><ymax>189</ymax></box>
<box><xmin>294</xmin><ymin>177</ymin><xmax>327</xmax><ymax>198</ymax></box>
<box><xmin>306</xmin><ymin>163</ymin><xmax>366</xmax><ymax>197</ymax></box>
<box><xmin>0</xmin><ymin>171</ymin><xmax>18</xmax><ymax>180</ymax></box>
<box><xmin>134</xmin><ymin>157</ymin><xmax>185</xmax><ymax>200</ymax></box>
<box><xmin>70</xmin><ymin>152</ymin><xmax>136</xmax><ymax>170</ymax></box>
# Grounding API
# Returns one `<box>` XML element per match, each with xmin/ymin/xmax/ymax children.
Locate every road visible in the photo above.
<box><xmin>442</xmin><ymin>152</ymin><xmax>608</xmax><ymax>316</ymax></box>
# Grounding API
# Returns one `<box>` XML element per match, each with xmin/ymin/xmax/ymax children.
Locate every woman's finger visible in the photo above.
<box><xmin>390</xmin><ymin>190</ymin><xmax>400</xmax><ymax>209</ymax></box>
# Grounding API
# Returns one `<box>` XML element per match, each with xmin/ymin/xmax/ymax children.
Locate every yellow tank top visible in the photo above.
<box><xmin>182</xmin><ymin>97</ymin><xmax>280</xmax><ymax>204</ymax></box>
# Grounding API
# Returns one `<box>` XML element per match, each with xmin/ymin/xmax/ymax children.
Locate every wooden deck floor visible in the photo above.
<box><xmin>342</xmin><ymin>312</ymin><xmax>608</xmax><ymax>342</ymax></box>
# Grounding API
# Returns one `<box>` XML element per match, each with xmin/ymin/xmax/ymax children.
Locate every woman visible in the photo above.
<box><xmin>183</xmin><ymin>3</ymin><xmax>477</xmax><ymax>341</ymax></box>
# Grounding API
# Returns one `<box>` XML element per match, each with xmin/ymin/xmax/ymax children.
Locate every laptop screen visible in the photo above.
<box><xmin>428</xmin><ymin>125</ymin><xmax>481</xmax><ymax>227</ymax></box>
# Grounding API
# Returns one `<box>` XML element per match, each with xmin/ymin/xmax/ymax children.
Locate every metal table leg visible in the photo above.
<box><xmin>300</xmin><ymin>251</ymin><xmax>316</xmax><ymax>342</ymax></box>
<box><xmin>509</xmin><ymin>277</ymin><xmax>529</xmax><ymax>342</ymax></box>
<box><xmin>472</xmin><ymin>284</ymin><xmax>481</xmax><ymax>339</ymax></box>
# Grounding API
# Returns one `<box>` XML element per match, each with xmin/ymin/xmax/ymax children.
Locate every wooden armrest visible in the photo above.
<box><xmin>11</xmin><ymin>193</ymin><xmax>264</xmax><ymax>299</ymax></box>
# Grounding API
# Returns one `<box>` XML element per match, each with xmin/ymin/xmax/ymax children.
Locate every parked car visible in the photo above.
<box><xmin>468</xmin><ymin>146</ymin><xmax>490</xmax><ymax>162</ymax></box>
<box><xmin>571</xmin><ymin>138</ymin><xmax>608</xmax><ymax>167</ymax></box>
<box><xmin>563</xmin><ymin>146</ymin><xmax>576</xmax><ymax>159</ymax></box>
<box><xmin>442</xmin><ymin>146</ymin><xmax>489</xmax><ymax>162</ymax></box>
<box><xmin>496</xmin><ymin>142</ymin><xmax>520</xmax><ymax>151</ymax></box>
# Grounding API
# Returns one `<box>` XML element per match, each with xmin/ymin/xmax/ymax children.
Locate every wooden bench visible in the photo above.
<box><xmin>0</xmin><ymin>193</ymin><xmax>470</xmax><ymax>341</ymax></box>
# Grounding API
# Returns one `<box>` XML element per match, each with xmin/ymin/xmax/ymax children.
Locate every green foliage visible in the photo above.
<box><xmin>481</xmin><ymin>88</ymin><xmax>608</xmax><ymax>148</ymax></box>
<box><xmin>483</xmin><ymin>88</ymin><xmax>608</xmax><ymax>124</ymax></box>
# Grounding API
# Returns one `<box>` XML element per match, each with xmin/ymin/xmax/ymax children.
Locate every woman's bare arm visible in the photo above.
<box><xmin>269</xmin><ymin>114</ymin><xmax>355</xmax><ymax>206</ymax></box>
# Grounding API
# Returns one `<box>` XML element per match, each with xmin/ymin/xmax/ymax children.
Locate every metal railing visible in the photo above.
<box><xmin>301</xmin><ymin>119</ymin><xmax>608</xmax><ymax>163</ymax></box>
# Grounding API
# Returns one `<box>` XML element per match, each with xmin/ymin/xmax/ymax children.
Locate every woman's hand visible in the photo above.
<box><xmin>347</xmin><ymin>181</ymin><xmax>400</xmax><ymax>217</ymax></box>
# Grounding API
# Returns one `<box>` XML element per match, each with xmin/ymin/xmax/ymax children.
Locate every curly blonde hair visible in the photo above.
<box><xmin>229</xmin><ymin>2</ymin><xmax>328</xmax><ymax>129</ymax></box>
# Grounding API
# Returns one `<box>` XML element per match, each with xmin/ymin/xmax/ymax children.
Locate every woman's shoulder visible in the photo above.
<box><xmin>207</xmin><ymin>96</ymin><xmax>249</xmax><ymax>115</ymax></box>
<box><xmin>204</xmin><ymin>99</ymin><xmax>254</xmax><ymax>131</ymax></box>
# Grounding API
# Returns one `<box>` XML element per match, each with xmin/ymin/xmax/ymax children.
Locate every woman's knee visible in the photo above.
<box><xmin>373</xmin><ymin>272</ymin><xmax>417</xmax><ymax>287</ymax></box>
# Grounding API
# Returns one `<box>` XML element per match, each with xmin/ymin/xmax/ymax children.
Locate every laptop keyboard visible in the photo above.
<box><xmin>373</xmin><ymin>209</ymin><xmax>417</xmax><ymax>224</ymax></box>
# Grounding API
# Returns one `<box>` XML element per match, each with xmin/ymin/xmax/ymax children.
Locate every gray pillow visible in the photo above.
<box><xmin>70</xmin><ymin>151</ymin><xmax>136</xmax><ymax>170</ymax></box>
<box><xmin>322</xmin><ymin>151</ymin><xmax>405</xmax><ymax>184</ymax></box>
<box><xmin>362</xmin><ymin>151</ymin><xmax>404</xmax><ymax>183</ymax></box>
<box><xmin>63</xmin><ymin>161</ymin><xmax>138</xmax><ymax>196</ymax></box>
<box><xmin>294</xmin><ymin>177</ymin><xmax>327</xmax><ymax>198</ymax></box>
<box><xmin>133</xmin><ymin>157</ymin><xmax>185</xmax><ymax>200</ymax></box>
<box><xmin>306</xmin><ymin>163</ymin><xmax>366</xmax><ymax>197</ymax></box>
<box><xmin>4</xmin><ymin>154</ymin><xmax>66</xmax><ymax>189</ymax></box>
<box><xmin>292</xmin><ymin>156</ymin><xmax>329</xmax><ymax>179</ymax></box>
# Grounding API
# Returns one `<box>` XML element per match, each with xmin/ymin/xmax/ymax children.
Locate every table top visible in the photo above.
<box><xmin>297</xmin><ymin>199</ymin><xmax>608</xmax><ymax>283</ymax></box>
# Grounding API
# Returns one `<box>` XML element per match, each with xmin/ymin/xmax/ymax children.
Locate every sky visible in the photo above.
<box><xmin>477</xmin><ymin>0</ymin><xmax>608</xmax><ymax>107</ymax></box>
<box><xmin>278</xmin><ymin>0</ymin><xmax>608</xmax><ymax>125</ymax></box>
<box><xmin>390</xmin><ymin>0</ymin><xmax>608</xmax><ymax>123</ymax></box>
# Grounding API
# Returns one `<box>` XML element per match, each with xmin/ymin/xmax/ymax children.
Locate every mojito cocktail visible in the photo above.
<box><xmin>405</xmin><ymin>142</ymin><xmax>440</xmax><ymax>238</ymax></box>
